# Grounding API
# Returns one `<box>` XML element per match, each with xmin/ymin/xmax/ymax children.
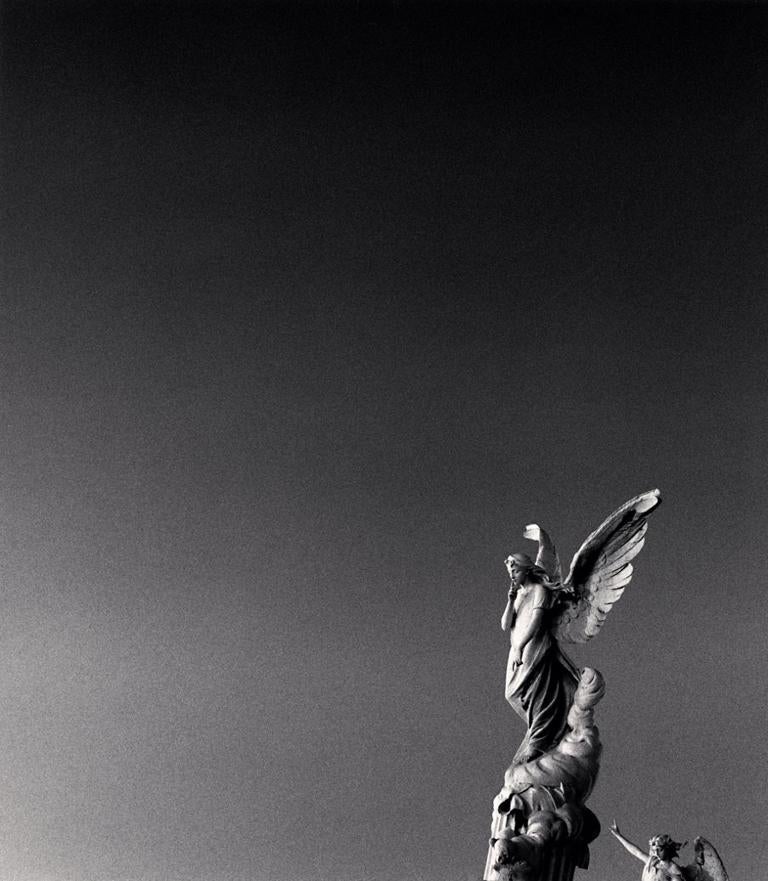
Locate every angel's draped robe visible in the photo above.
<box><xmin>506</xmin><ymin>583</ymin><xmax>579</xmax><ymax>763</ymax></box>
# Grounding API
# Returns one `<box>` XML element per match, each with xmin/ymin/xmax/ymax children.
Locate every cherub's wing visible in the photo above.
<box><xmin>553</xmin><ymin>489</ymin><xmax>662</xmax><ymax>644</ymax></box>
<box><xmin>682</xmin><ymin>837</ymin><xmax>729</xmax><ymax>881</ymax></box>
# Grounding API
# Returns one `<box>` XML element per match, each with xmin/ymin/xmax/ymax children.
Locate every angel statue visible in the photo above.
<box><xmin>610</xmin><ymin>820</ymin><xmax>729</xmax><ymax>881</ymax></box>
<box><xmin>501</xmin><ymin>489</ymin><xmax>661</xmax><ymax>765</ymax></box>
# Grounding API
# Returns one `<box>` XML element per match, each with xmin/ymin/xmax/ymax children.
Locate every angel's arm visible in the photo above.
<box><xmin>610</xmin><ymin>822</ymin><xmax>648</xmax><ymax>863</ymax></box>
<box><xmin>501</xmin><ymin>593</ymin><xmax>515</xmax><ymax>631</ymax></box>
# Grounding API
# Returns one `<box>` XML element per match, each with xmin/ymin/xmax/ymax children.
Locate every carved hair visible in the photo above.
<box><xmin>507</xmin><ymin>553</ymin><xmax>560</xmax><ymax>589</ymax></box>
<box><xmin>649</xmin><ymin>834</ymin><xmax>683</xmax><ymax>859</ymax></box>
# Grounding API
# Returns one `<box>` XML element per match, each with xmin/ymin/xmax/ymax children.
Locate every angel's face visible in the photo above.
<box><xmin>649</xmin><ymin>838</ymin><xmax>672</xmax><ymax>860</ymax></box>
<box><xmin>505</xmin><ymin>557</ymin><xmax>524</xmax><ymax>586</ymax></box>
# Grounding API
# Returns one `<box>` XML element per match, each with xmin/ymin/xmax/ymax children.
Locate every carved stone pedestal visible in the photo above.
<box><xmin>482</xmin><ymin>668</ymin><xmax>604</xmax><ymax>881</ymax></box>
<box><xmin>491</xmin><ymin>842</ymin><xmax>590</xmax><ymax>881</ymax></box>
<box><xmin>484</xmin><ymin>799</ymin><xmax>599</xmax><ymax>881</ymax></box>
<box><xmin>482</xmin><ymin>493</ymin><xmax>662</xmax><ymax>881</ymax></box>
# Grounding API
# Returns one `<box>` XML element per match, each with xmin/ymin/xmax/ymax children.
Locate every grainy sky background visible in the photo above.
<box><xmin>1</xmin><ymin>2</ymin><xmax>767</xmax><ymax>881</ymax></box>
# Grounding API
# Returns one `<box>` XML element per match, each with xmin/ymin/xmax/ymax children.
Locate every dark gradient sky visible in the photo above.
<box><xmin>2</xmin><ymin>3</ymin><xmax>767</xmax><ymax>881</ymax></box>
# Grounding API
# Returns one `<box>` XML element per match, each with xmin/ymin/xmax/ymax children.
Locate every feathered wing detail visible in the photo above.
<box><xmin>682</xmin><ymin>838</ymin><xmax>729</xmax><ymax>881</ymax></box>
<box><xmin>553</xmin><ymin>489</ymin><xmax>662</xmax><ymax>644</ymax></box>
<box><xmin>523</xmin><ymin>523</ymin><xmax>562</xmax><ymax>582</ymax></box>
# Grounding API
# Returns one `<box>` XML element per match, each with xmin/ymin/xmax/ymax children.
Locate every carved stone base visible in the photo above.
<box><xmin>483</xmin><ymin>668</ymin><xmax>604</xmax><ymax>881</ymax></box>
<box><xmin>494</xmin><ymin>841</ymin><xmax>589</xmax><ymax>881</ymax></box>
<box><xmin>483</xmin><ymin>797</ymin><xmax>599</xmax><ymax>881</ymax></box>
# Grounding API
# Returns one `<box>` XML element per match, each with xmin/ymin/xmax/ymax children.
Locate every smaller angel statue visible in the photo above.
<box><xmin>610</xmin><ymin>820</ymin><xmax>729</xmax><ymax>881</ymax></box>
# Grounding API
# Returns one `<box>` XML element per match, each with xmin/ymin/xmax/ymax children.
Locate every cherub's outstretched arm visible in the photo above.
<box><xmin>610</xmin><ymin>821</ymin><xmax>648</xmax><ymax>863</ymax></box>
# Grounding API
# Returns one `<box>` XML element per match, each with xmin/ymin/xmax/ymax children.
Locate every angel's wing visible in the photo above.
<box><xmin>682</xmin><ymin>837</ymin><xmax>729</xmax><ymax>881</ymax></box>
<box><xmin>553</xmin><ymin>489</ymin><xmax>662</xmax><ymax>644</ymax></box>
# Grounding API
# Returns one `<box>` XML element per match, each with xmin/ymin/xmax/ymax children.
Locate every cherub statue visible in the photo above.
<box><xmin>501</xmin><ymin>490</ymin><xmax>661</xmax><ymax>764</ymax></box>
<box><xmin>610</xmin><ymin>820</ymin><xmax>729</xmax><ymax>881</ymax></box>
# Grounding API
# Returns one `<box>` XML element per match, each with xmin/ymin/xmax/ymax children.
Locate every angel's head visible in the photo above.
<box><xmin>505</xmin><ymin>553</ymin><xmax>549</xmax><ymax>588</ymax></box>
<box><xmin>648</xmin><ymin>834</ymin><xmax>683</xmax><ymax>861</ymax></box>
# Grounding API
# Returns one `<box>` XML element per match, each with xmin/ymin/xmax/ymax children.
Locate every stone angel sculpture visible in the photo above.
<box><xmin>610</xmin><ymin>821</ymin><xmax>729</xmax><ymax>881</ymax></box>
<box><xmin>501</xmin><ymin>489</ymin><xmax>661</xmax><ymax>764</ymax></box>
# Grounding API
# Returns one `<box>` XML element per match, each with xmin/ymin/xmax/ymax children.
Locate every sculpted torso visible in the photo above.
<box><xmin>642</xmin><ymin>858</ymin><xmax>684</xmax><ymax>881</ymax></box>
<box><xmin>505</xmin><ymin>584</ymin><xmax>553</xmax><ymax>691</ymax></box>
<box><xmin>500</xmin><ymin>556</ymin><xmax>578</xmax><ymax>763</ymax></box>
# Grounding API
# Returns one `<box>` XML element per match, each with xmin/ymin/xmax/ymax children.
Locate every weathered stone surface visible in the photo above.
<box><xmin>483</xmin><ymin>668</ymin><xmax>603</xmax><ymax>881</ymax></box>
<box><xmin>484</xmin><ymin>491</ymin><xmax>662</xmax><ymax>881</ymax></box>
